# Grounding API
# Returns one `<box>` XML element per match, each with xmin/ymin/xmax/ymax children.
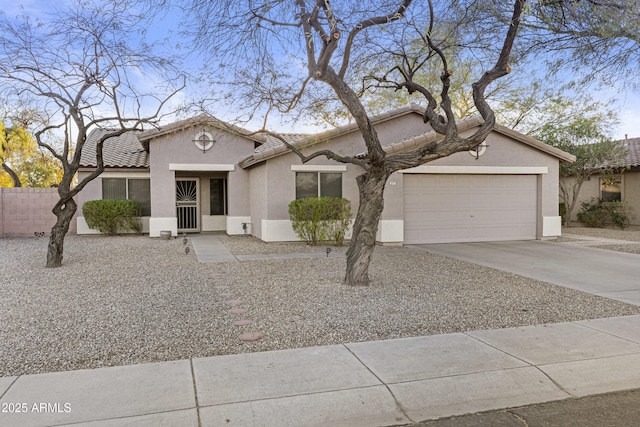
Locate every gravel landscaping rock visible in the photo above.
<box><xmin>593</xmin><ymin>244</ymin><xmax>640</xmax><ymax>254</ymax></box>
<box><xmin>561</xmin><ymin>226</ymin><xmax>640</xmax><ymax>254</ymax></box>
<box><xmin>563</xmin><ymin>226</ymin><xmax>640</xmax><ymax>242</ymax></box>
<box><xmin>1</xmin><ymin>233</ymin><xmax>639</xmax><ymax>377</ymax></box>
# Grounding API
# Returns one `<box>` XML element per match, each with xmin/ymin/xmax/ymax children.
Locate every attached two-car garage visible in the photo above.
<box><xmin>403</xmin><ymin>173</ymin><xmax>538</xmax><ymax>244</ymax></box>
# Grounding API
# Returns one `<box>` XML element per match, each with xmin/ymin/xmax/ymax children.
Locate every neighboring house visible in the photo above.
<box><xmin>562</xmin><ymin>137</ymin><xmax>640</xmax><ymax>225</ymax></box>
<box><xmin>77</xmin><ymin>105</ymin><xmax>574</xmax><ymax>244</ymax></box>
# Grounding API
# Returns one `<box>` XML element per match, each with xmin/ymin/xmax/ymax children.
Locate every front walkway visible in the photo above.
<box><xmin>189</xmin><ymin>234</ymin><xmax>352</xmax><ymax>262</ymax></box>
<box><xmin>2</xmin><ymin>315</ymin><xmax>640</xmax><ymax>426</ymax></box>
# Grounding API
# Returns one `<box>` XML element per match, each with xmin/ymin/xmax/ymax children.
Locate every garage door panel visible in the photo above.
<box><xmin>403</xmin><ymin>174</ymin><xmax>537</xmax><ymax>244</ymax></box>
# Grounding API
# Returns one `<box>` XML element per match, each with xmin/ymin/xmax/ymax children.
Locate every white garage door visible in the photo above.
<box><xmin>403</xmin><ymin>174</ymin><xmax>537</xmax><ymax>244</ymax></box>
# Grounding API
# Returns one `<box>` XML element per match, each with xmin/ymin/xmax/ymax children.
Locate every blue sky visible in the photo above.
<box><xmin>4</xmin><ymin>0</ymin><xmax>640</xmax><ymax>140</ymax></box>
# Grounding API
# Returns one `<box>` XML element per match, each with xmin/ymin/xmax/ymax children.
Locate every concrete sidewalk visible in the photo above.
<box><xmin>2</xmin><ymin>315</ymin><xmax>640</xmax><ymax>426</ymax></box>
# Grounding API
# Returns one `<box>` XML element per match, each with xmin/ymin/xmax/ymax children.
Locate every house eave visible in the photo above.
<box><xmin>78</xmin><ymin>165</ymin><xmax>150</xmax><ymax>171</ymax></box>
<box><xmin>139</xmin><ymin>114</ymin><xmax>266</xmax><ymax>147</ymax></box>
<box><xmin>239</xmin><ymin>103</ymin><xmax>426</xmax><ymax>169</ymax></box>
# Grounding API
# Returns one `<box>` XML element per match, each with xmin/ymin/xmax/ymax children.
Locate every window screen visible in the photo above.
<box><xmin>102</xmin><ymin>178</ymin><xmax>126</xmax><ymax>200</ymax></box>
<box><xmin>101</xmin><ymin>178</ymin><xmax>150</xmax><ymax>216</ymax></box>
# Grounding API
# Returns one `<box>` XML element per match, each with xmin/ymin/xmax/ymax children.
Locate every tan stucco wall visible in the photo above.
<box><xmin>147</xmin><ymin>126</ymin><xmax>255</xmax><ymax>220</ymax></box>
<box><xmin>259</xmin><ymin>111</ymin><xmax>431</xmax><ymax>222</ymax></box>
<box><xmin>563</xmin><ymin>170</ymin><xmax>640</xmax><ymax>225</ymax></box>
<box><xmin>267</xmin><ymin>129</ymin><xmax>559</xmax><ymax>214</ymax></box>
<box><xmin>624</xmin><ymin>172</ymin><xmax>640</xmax><ymax>224</ymax></box>
<box><xmin>255</xmin><ymin>118</ymin><xmax>563</xmax><ymax>241</ymax></box>
<box><xmin>249</xmin><ymin>163</ymin><xmax>267</xmax><ymax>239</ymax></box>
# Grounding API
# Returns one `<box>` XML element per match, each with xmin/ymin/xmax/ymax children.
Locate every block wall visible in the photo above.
<box><xmin>0</xmin><ymin>188</ymin><xmax>78</xmax><ymax>238</ymax></box>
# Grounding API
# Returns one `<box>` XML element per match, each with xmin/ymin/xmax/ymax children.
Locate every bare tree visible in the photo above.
<box><xmin>0</xmin><ymin>0</ymin><xmax>184</xmax><ymax>267</ymax></box>
<box><xmin>183</xmin><ymin>0</ymin><xmax>525</xmax><ymax>285</ymax></box>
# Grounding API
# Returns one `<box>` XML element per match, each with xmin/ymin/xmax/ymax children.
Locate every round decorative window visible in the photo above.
<box><xmin>194</xmin><ymin>131</ymin><xmax>215</xmax><ymax>151</ymax></box>
<box><xmin>469</xmin><ymin>141</ymin><xmax>487</xmax><ymax>158</ymax></box>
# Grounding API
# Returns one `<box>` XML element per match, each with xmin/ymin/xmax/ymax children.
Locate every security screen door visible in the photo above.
<box><xmin>176</xmin><ymin>178</ymin><xmax>199</xmax><ymax>232</ymax></box>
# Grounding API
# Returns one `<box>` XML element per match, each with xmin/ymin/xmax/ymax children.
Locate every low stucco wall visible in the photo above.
<box><xmin>0</xmin><ymin>187</ymin><xmax>77</xmax><ymax>238</ymax></box>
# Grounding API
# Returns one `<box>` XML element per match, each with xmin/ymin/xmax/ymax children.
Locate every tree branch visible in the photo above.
<box><xmin>339</xmin><ymin>0</ymin><xmax>413</xmax><ymax>79</ymax></box>
<box><xmin>262</xmin><ymin>130</ymin><xmax>369</xmax><ymax>170</ymax></box>
<box><xmin>470</xmin><ymin>0</ymin><xmax>525</xmax><ymax>142</ymax></box>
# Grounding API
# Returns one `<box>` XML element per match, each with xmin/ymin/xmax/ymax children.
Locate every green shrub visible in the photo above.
<box><xmin>610</xmin><ymin>202</ymin><xmax>635</xmax><ymax>229</ymax></box>
<box><xmin>577</xmin><ymin>198</ymin><xmax>635</xmax><ymax>229</ymax></box>
<box><xmin>83</xmin><ymin>199</ymin><xmax>142</xmax><ymax>235</ymax></box>
<box><xmin>288</xmin><ymin>197</ymin><xmax>352</xmax><ymax>246</ymax></box>
<box><xmin>324</xmin><ymin>197</ymin><xmax>352</xmax><ymax>246</ymax></box>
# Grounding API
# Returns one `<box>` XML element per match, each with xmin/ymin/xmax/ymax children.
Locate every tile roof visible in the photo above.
<box><xmin>239</xmin><ymin>110</ymin><xmax>577</xmax><ymax>168</ymax></box>
<box><xmin>240</xmin><ymin>103</ymin><xmax>425</xmax><ymax>168</ymax></box>
<box><xmin>79</xmin><ymin>129</ymin><xmax>148</xmax><ymax>168</ymax></box>
<box><xmin>254</xmin><ymin>133</ymin><xmax>308</xmax><ymax>154</ymax></box>
<box><xmin>621</xmin><ymin>137</ymin><xmax>640</xmax><ymax>167</ymax></box>
<box><xmin>79</xmin><ymin>114</ymin><xmax>267</xmax><ymax>169</ymax></box>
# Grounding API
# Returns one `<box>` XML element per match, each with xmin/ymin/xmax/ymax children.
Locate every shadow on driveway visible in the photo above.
<box><xmin>413</xmin><ymin>240</ymin><xmax>640</xmax><ymax>306</ymax></box>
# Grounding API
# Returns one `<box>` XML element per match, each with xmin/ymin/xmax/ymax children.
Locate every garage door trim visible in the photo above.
<box><xmin>400</xmin><ymin>166</ymin><xmax>548</xmax><ymax>174</ymax></box>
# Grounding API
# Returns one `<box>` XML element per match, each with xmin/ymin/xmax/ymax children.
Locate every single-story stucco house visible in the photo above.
<box><xmin>562</xmin><ymin>136</ymin><xmax>640</xmax><ymax>226</ymax></box>
<box><xmin>77</xmin><ymin>104</ymin><xmax>575</xmax><ymax>244</ymax></box>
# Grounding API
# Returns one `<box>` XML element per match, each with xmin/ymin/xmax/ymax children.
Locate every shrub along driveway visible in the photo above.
<box><xmin>416</xmin><ymin>238</ymin><xmax>640</xmax><ymax>306</ymax></box>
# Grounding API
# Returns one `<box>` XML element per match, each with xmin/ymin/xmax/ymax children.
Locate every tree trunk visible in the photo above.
<box><xmin>2</xmin><ymin>162</ymin><xmax>22</xmax><ymax>187</ymax></box>
<box><xmin>561</xmin><ymin>178</ymin><xmax>585</xmax><ymax>226</ymax></box>
<box><xmin>345</xmin><ymin>169</ymin><xmax>390</xmax><ymax>286</ymax></box>
<box><xmin>46</xmin><ymin>197</ymin><xmax>77</xmax><ymax>268</ymax></box>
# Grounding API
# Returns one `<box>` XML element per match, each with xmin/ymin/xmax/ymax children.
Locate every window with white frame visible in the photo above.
<box><xmin>600</xmin><ymin>176</ymin><xmax>622</xmax><ymax>202</ymax></box>
<box><xmin>102</xmin><ymin>178</ymin><xmax>151</xmax><ymax>216</ymax></box>
<box><xmin>295</xmin><ymin>172</ymin><xmax>342</xmax><ymax>199</ymax></box>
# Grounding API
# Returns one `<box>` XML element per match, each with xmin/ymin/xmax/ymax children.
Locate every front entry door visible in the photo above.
<box><xmin>176</xmin><ymin>178</ymin><xmax>199</xmax><ymax>232</ymax></box>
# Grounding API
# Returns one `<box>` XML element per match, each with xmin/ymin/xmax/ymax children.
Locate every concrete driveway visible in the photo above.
<box><xmin>414</xmin><ymin>240</ymin><xmax>640</xmax><ymax>306</ymax></box>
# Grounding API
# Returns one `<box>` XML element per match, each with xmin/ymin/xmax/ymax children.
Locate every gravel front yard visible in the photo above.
<box><xmin>564</xmin><ymin>226</ymin><xmax>640</xmax><ymax>254</ymax></box>
<box><xmin>1</xmin><ymin>231</ymin><xmax>639</xmax><ymax>377</ymax></box>
<box><xmin>563</xmin><ymin>225</ymin><xmax>640</xmax><ymax>241</ymax></box>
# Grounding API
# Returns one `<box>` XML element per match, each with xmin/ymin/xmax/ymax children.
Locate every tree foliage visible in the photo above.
<box><xmin>530</xmin><ymin>100</ymin><xmax>626</xmax><ymax>225</ymax></box>
<box><xmin>1</xmin><ymin>116</ymin><xmax>35</xmax><ymax>187</ymax></box>
<box><xmin>0</xmin><ymin>0</ymin><xmax>184</xmax><ymax>266</ymax></box>
<box><xmin>1</xmin><ymin>111</ymin><xmax>63</xmax><ymax>187</ymax></box>
<box><xmin>514</xmin><ymin>0</ymin><xmax>640</xmax><ymax>86</ymax></box>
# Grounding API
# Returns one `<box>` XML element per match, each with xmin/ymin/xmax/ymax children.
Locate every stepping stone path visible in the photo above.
<box><xmin>212</xmin><ymin>271</ymin><xmax>261</xmax><ymax>342</ymax></box>
<box><xmin>239</xmin><ymin>332</ymin><xmax>262</xmax><ymax>342</ymax></box>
